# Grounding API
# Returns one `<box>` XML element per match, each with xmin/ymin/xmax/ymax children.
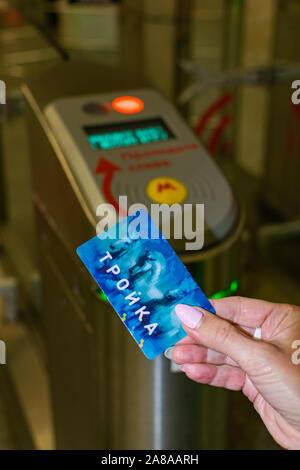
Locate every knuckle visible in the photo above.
<box><xmin>235</xmin><ymin>295</ymin><xmax>244</xmax><ymax>305</ymax></box>
<box><xmin>172</xmin><ymin>347</ymin><xmax>185</xmax><ymax>364</ymax></box>
<box><xmin>279</xmin><ymin>303</ymin><xmax>299</xmax><ymax>322</ymax></box>
<box><xmin>213</xmin><ymin>319</ymin><xmax>233</xmax><ymax>345</ymax></box>
<box><xmin>286</xmin><ymin>303</ymin><xmax>299</xmax><ymax>318</ymax></box>
<box><xmin>236</xmin><ymin>296</ymin><xmax>247</xmax><ymax>322</ymax></box>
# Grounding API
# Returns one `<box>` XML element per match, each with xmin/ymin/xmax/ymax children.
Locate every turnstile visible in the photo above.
<box><xmin>23</xmin><ymin>61</ymin><xmax>244</xmax><ymax>449</ymax></box>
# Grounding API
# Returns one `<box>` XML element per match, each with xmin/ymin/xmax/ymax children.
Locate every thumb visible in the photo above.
<box><xmin>175</xmin><ymin>304</ymin><xmax>263</xmax><ymax>367</ymax></box>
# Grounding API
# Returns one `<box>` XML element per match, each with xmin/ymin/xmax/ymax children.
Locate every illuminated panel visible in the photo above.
<box><xmin>112</xmin><ymin>96</ymin><xmax>144</xmax><ymax>114</ymax></box>
<box><xmin>84</xmin><ymin>117</ymin><xmax>174</xmax><ymax>150</ymax></box>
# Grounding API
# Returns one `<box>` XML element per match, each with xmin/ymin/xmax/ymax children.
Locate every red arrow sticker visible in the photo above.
<box><xmin>95</xmin><ymin>158</ymin><xmax>127</xmax><ymax>216</ymax></box>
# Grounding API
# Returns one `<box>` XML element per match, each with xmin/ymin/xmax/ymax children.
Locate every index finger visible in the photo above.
<box><xmin>209</xmin><ymin>296</ymin><xmax>278</xmax><ymax>328</ymax></box>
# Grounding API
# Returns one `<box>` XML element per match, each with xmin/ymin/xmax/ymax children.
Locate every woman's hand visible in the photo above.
<box><xmin>171</xmin><ymin>297</ymin><xmax>300</xmax><ymax>450</ymax></box>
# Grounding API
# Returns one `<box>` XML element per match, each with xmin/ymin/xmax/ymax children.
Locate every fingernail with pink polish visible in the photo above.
<box><xmin>175</xmin><ymin>304</ymin><xmax>203</xmax><ymax>329</ymax></box>
<box><xmin>180</xmin><ymin>365</ymin><xmax>187</xmax><ymax>372</ymax></box>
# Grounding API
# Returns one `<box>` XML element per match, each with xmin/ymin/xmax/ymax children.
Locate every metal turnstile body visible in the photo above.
<box><xmin>24</xmin><ymin>62</ymin><xmax>243</xmax><ymax>449</ymax></box>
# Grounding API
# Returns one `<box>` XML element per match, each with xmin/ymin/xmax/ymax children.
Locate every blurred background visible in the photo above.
<box><xmin>0</xmin><ymin>0</ymin><xmax>300</xmax><ymax>450</ymax></box>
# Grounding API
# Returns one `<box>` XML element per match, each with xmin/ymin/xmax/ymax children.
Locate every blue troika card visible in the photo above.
<box><xmin>76</xmin><ymin>209</ymin><xmax>215</xmax><ymax>359</ymax></box>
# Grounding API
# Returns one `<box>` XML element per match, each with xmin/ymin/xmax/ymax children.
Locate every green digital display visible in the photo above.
<box><xmin>85</xmin><ymin>118</ymin><xmax>174</xmax><ymax>150</ymax></box>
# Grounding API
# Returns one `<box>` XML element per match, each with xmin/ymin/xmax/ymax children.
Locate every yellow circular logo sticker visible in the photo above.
<box><xmin>146</xmin><ymin>177</ymin><xmax>187</xmax><ymax>205</ymax></box>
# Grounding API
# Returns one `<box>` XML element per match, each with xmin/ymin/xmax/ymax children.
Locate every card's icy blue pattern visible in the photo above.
<box><xmin>77</xmin><ymin>210</ymin><xmax>215</xmax><ymax>359</ymax></box>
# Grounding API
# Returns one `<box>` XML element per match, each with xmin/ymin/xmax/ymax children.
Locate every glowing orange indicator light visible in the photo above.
<box><xmin>112</xmin><ymin>96</ymin><xmax>144</xmax><ymax>114</ymax></box>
